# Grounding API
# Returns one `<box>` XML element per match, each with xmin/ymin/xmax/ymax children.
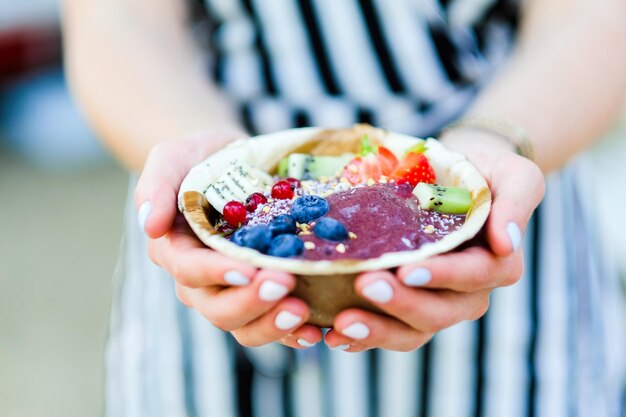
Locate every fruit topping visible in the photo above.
<box><xmin>205</xmin><ymin>160</ymin><xmax>273</xmax><ymax>213</ymax></box>
<box><xmin>390</xmin><ymin>144</ymin><xmax>436</xmax><ymax>187</ymax></box>
<box><xmin>284</xmin><ymin>177</ymin><xmax>301</xmax><ymax>190</ymax></box>
<box><xmin>414</xmin><ymin>183</ymin><xmax>472</xmax><ymax>214</ymax></box>
<box><xmin>313</xmin><ymin>217</ymin><xmax>348</xmax><ymax>241</ymax></box>
<box><xmin>342</xmin><ymin>135</ymin><xmax>399</xmax><ymax>184</ymax></box>
<box><xmin>343</xmin><ymin>154</ymin><xmax>383</xmax><ymax>185</ymax></box>
<box><xmin>278</xmin><ymin>153</ymin><xmax>354</xmax><ymax>180</ymax></box>
<box><xmin>375</xmin><ymin>146</ymin><xmax>399</xmax><ymax>176</ymax></box>
<box><xmin>223</xmin><ymin>201</ymin><xmax>247</xmax><ymax>227</ymax></box>
<box><xmin>267</xmin><ymin>234</ymin><xmax>305</xmax><ymax>258</ymax></box>
<box><xmin>268</xmin><ymin>215</ymin><xmax>297</xmax><ymax>236</ymax></box>
<box><xmin>231</xmin><ymin>225</ymin><xmax>273</xmax><ymax>252</ymax></box>
<box><xmin>245</xmin><ymin>192</ymin><xmax>268</xmax><ymax>212</ymax></box>
<box><xmin>291</xmin><ymin>195</ymin><xmax>330</xmax><ymax>224</ymax></box>
<box><xmin>271</xmin><ymin>180</ymin><xmax>295</xmax><ymax>200</ymax></box>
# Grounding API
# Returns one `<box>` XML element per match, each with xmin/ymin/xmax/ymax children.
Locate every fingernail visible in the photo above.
<box><xmin>275</xmin><ymin>311</ymin><xmax>302</xmax><ymax>330</ymax></box>
<box><xmin>403</xmin><ymin>267</ymin><xmax>432</xmax><ymax>287</ymax></box>
<box><xmin>507</xmin><ymin>222</ymin><xmax>521</xmax><ymax>251</ymax></box>
<box><xmin>259</xmin><ymin>281</ymin><xmax>289</xmax><ymax>302</ymax></box>
<box><xmin>362</xmin><ymin>280</ymin><xmax>393</xmax><ymax>304</ymax></box>
<box><xmin>297</xmin><ymin>338</ymin><xmax>316</xmax><ymax>348</ymax></box>
<box><xmin>330</xmin><ymin>344</ymin><xmax>350</xmax><ymax>351</ymax></box>
<box><xmin>224</xmin><ymin>270</ymin><xmax>250</xmax><ymax>286</ymax></box>
<box><xmin>341</xmin><ymin>322</ymin><xmax>370</xmax><ymax>340</ymax></box>
<box><xmin>138</xmin><ymin>201</ymin><xmax>151</xmax><ymax>232</ymax></box>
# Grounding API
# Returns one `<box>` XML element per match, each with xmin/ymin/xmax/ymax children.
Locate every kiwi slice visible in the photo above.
<box><xmin>278</xmin><ymin>153</ymin><xmax>354</xmax><ymax>180</ymax></box>
<box><xmin>414</xmin><ymin>183</ymin><xmax>472</xmax><ymax>214</ymax></box>
<box><xmin>277</xmin><ymin>157</ymin><xmax>289</xmax><ymax>177</ymax></box>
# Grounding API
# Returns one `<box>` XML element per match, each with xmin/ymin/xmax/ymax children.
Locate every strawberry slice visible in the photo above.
<box><xmin>343</xmin><ymin>153</ymin><xmax>382</xmax><ymax>184</ymax></box>
<box><xmin>342</xmin><ymin>135</ymin><xmax>399</xmax><ymax>184</ymax></box>
<box><xmin>377</xmin><ymin>146</ymin><xmax>399</xmax><ymax>176</ymax></box>
<box><xmin>391</xmin><ymin>144</ymin><xmax>436</xmax><ymax>187</ymax></box>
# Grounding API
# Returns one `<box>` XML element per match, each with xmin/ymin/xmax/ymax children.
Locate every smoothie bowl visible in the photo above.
<box><xmin>178</xmin><ymin>125</ymin><xmax>491</xmax><ymax>326</ymax></box>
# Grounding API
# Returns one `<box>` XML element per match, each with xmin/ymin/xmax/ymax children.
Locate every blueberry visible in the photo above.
<box><xmin>268</xmin><ymin>215</ymin><xmax>297</xmax><ymax>236</ymax></box>
<box><xmin>230</xmin><ymin>225</ymin><xmax>273</xmax><ymax>253</ymax></box>
<box><xmin>291</xmin><ymin>195</ymin><xmax>329</xmax><ymax>224</ymax></box>
<box><xmin>267</xmin><ymin>234</ymin><xmax>304</xmax><ymax>258</ymax></box>
<box><xmin>314</xmin><ymin>217</ymin><xmax>348</xmax><ymax>241</ymax></box>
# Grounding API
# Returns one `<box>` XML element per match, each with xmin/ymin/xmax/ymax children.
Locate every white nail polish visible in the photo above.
<box><xmin>297</xmin><ymin>338</ymin><xmax>316</xmax><ymax>348</ymax></box>
<box><xmin>403</xmin><ymin>268</ymin><xmax>432</xmax><ymax>287</ymax></box>
<box><xmin>275</xmin><ymin>311</ymin><xmax>302</xmax><ymax>330</ymax></box>
<box><xmin>259</xmin><ymin>281</ymin><xmax>289</xmax><ymax>302</ymax></box>
<box><xmin>341</xmin><ymin>322</ymin><xmax>370</xmax><ymax>340</ymax></box>
<box><xmin>507</xmin><ymin>222</ymin><xmax>522</xmax><ymax>251</ymax></box>
<box><xmin>362</xmin><ymin>280</ymin><xmax>393</xmax><ymax>304</ymax></box>
<box><xmin>224</xmin><ymin>270</ymin><xmax>250</xmax><ymax>286</ymax></box>
<box><xmin>137</xmin><ymin>201</ymin><xmax>151</xmax><ymax>232</ymax></box>
<box><xmin>330</xmin><ymin>344</ymin><xmax>350</xmax><ymax>351</ymax></box>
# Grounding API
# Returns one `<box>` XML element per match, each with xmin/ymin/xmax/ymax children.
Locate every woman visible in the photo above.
<box><xmin>64</xmin><ymin>0</ymin><xmax>626</xmax><ymax>416</ymax></box>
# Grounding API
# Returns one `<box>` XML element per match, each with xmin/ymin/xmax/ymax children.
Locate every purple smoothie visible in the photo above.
<box><xmin>299</xmin><ymin>184</ymin><xmax>465</xmax><ymax>260</ymax></box>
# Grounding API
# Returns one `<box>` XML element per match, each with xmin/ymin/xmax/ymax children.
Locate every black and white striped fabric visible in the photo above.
<box><xmin>193</xmin><ymin>0</ymin><xmax>519</xmax><ymax>137</ymax></box>
<box><xmin>107</xmin><ymin>162</ymin><xmax>626</xmax><ymax>417</ymax></box>
<box><xmin>106</xmin><ymin>1</ymin><xmax>626</xmax><ymax>416</ymax></box>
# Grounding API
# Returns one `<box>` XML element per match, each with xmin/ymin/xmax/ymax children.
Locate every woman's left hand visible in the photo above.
<box><xmin>324</xmin><ymin>131</ymin><xmax>545</xmax><ymax>352</ymax></box>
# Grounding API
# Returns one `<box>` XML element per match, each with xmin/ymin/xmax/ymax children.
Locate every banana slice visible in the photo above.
<box><xmin>204</xmin><ymin>161</ymin><xmax>272</xmax><ymax>213</ymax></box>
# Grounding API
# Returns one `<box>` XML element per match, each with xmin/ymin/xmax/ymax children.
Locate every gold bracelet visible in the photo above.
<box><xmin>444</xmin><ymin>116</ymin><xmax>536</xmax><ymax>161</ymax></box>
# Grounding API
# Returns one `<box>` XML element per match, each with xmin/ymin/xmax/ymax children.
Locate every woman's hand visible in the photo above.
<box><xmin>135</xmin><ymin>132</ymin><xmax>323</xmax><ymax>349</ymax></box>
<box><xmin>324</xmin><ymin>131</ymin><xmax>545</xmax><ymax>352</ymax></box>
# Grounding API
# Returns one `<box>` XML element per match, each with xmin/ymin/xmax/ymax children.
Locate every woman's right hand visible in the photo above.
<box><xmin>134</xmin><ymin>132</ymin><xmax>323</xmax><ymax>349</ymax></box>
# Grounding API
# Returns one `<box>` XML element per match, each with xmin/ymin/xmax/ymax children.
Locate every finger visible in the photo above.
<box><xmin>326</xmin><ymin>309</ymin><xmax>433</xmax><ymax>352</ymax></box>
<box><xmin>397</xmin><ymin>246</ymin><xmax>524</xmax><ymax>291</ymax></box>
<box><xmin>279</xmin><ymin>325</ymin><xmax>324</xmax><ymax>349</ymax></box>
<box><xmin>323</xmin><ymin>332</ymin><xmax>369</xmax><ymax>353</ymax></box>
<box><xmin>134</xmin><ymin>142</ymin><xmax>191</xmax><ymax>239</ymax></box>
<box><xmin>231</xmin><ymin>297</ymin><xmax>311</xmax><ymax>347</ymax></box>
<box><xmin>175</xmin><ymin>282</ymin><xmax>193</xmax><ymax>307</ymax></box>
<box><xmin>487</xmin><ymin>156</ymin><xmax>545</xmax><ymax>257</ymax></box>
<box><xmin>134</xmin><ymin>132</ymin><xmax>244</xmax><ymax>238</ymax></box>
<box><xmin>148</xmin><ymin>217</ymin><xmax>257</xmax><ymax>288</ymax></box>
<box><xmin>187</xmin><ymin>270</ymin><xmax>296</xmax><ymax>332</ymax></box>
<box><xmin>355</xmin><ymin>272</ymin><xmax>491</xmax><ymax>333</ymax></box>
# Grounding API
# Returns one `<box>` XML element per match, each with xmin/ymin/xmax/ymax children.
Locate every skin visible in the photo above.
<box><xmin>64</xmin><ymin>0</ymin><xmax>626</xmax><ymax>350</ymax></box>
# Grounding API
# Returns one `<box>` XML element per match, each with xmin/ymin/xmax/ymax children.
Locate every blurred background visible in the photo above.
<box><xmin>0</xmin><ymin>1</ymin><xmax>126</xmax><ymax>416</ymax></box>
<box><xmin>0</xmin><ymin>1</ymin><xmax>624</xmax><ymax>417</ymax></box>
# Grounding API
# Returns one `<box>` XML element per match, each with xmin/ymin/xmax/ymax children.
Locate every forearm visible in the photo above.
<box><xmin>63</xmin><ymin>0</ymin><xmax>241</xmax><ymax>171</ymax></box>
<box><xmin>445</xmin><ymin>1</ymin><xmax>626</xmax><ymax>173</ymax></box>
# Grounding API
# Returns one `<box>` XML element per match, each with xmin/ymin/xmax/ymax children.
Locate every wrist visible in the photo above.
<box><xmin>439</xmin><ymin>129</ymin><xmax>517</xmax><ymax>161</ymax></box>
<box><xmin>441</xmin><ymin>116</ymin><xmax>536</xmax><ymax>161</ymax></box>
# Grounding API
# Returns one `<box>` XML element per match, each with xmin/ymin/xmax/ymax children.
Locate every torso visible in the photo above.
<box><xmin>194</xmin><ymin>0</ymin><xmax>521</xmax><ymax>135</ymax></box>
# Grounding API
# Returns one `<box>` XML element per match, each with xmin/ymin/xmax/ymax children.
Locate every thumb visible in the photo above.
<box><xmin>486</xmin><ymin>158</ymin><xmax>545</xmax><ymax>257</ymax></box>
<box><xmin>134</xmin><ymin>131</ymin><xmax>245</xmax><ymax>238</ymax></box>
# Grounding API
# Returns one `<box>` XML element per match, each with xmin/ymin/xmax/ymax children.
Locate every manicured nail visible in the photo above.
<box><xmin>330</xmin><ymin>344</ymin><xmax>350</xmax><ymax>351</ymax></box>
<box><xmin>275</xmin><ymin>311</ymin><xmax>302</xmax><ymax>330</ymax></box>
<box><xmin>297</xmin><ymin>338</ymin><xmax>316</xmax><ymax>348</ymax></box>
<box><xmin>259</xmin><ymin>281</ymin><xmax>289</xmax><ymax>302</ymax></box>
<box><xmin>341</xmin><ymin>322</ymin><xmax>370</xmax><ymax>340</ymax></box>
<box><xmin>362</xmin><ymin>280</ymin><xmax>393</xmax><ymax>304</ymax></box>
<box><xmin>224</xmin><ymin>270</ymin><xmax>250</xmax><ymax>286</ymax></box>
<box><xmin>137</xmin><ymin>201</ymin><xmax>151</xmax><ymax>232</ymax></box>
<box><xmin>507</xmin><ymin>222</ymin><xmax>521</xmax><ymax>251</ymax></box>
<box><xmin>403</xmin><ymin>267</ymin><xmax>432</xmax><ymax>287</ymax></box>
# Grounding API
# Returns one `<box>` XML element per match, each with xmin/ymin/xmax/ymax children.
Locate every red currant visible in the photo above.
<box><xmin>284</xmin><ymin>177</ymin><xmax>301</xmax><ymax>190</ymax></box>
<box><xmin>245</xmin><ymin>192</ymin><xmax>268</xmax><ymax>212</ymax></box>
<box><xmin>223</xmin><ymin>201</ymin><xmax>247</xmax><ymax>227</ymax></box>
<box><xmin>271</xmin><ymin>180</ymin><xmax>295</xmax><ymax>200</ymax></box>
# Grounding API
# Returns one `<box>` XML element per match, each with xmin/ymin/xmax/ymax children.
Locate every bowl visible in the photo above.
<box><xmin>178</xmin><ymin>125</ymin><xmax>491</xmax><ymax>326</ymax></box>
